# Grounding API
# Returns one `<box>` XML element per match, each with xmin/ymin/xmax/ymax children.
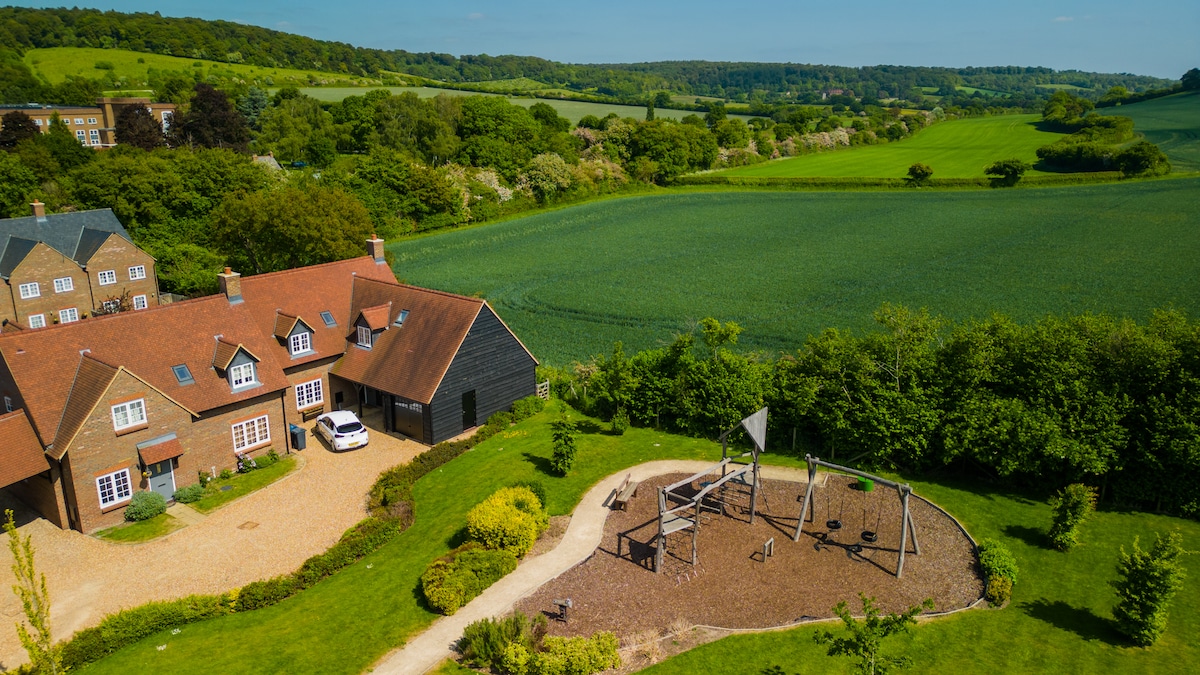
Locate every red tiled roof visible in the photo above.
<box><xmin>0</xmin><ymin>295</ymin><xmax>289</xmax><ymax>448</ymax></box>
<box><xmin>360</xmin><ymin>304</ymin><xmax>392</xmax><ymax>331</ymax></box>
<box><xmin>236</xmin><ymin>257</ymin><xmax>396</xmax><ymax>369</ymax></box>
<box><xmin>51</xmin><ymin>355</ymin><xmax>118</xmax><ymax>460</ymax></box>
<box><xmin>331</xmin><ymin>277</ymin><xmax>484</xmax><ymax>404</ymax></box>
<box><xmin>272</xmin><ymin>312</ymin><xmax>300</xmax><ymax>340</ymax></box>
<box><xmin>0</xmin><ymin>410</ymin><xmax>49</xmax><ymax>488</ymax></box>
<box><xmin>138</xmin><ymin>437</ymin><xmax>184</xmax><ymax>465</ymax></box>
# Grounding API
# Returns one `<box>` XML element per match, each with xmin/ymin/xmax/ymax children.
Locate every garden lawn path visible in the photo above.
<box><xmin>370</xmin><ymin>460</ymin><xmax>814</xmax><ymax>675</ymax></box>
<box><xmin>0</xmin><ymin>428</ymin><xmax>423</xmax><ymax>671</ymax></box>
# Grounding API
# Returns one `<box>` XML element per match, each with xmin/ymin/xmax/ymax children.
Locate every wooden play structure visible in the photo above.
<box><xmin>654</xmin><ymin>408</ymin><xmax>768</xmax><ymax>573</ymax></box>
<box><xmin>792</xmin><ymin>454</ymin><xmax>921</xmax><ymax>578</ymax></box>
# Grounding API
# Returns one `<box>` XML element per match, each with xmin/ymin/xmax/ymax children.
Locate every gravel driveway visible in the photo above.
<box><xmin>0</xmin><ymin>426</ymin><xmax>424</xmax><ymax>670</ymax></box>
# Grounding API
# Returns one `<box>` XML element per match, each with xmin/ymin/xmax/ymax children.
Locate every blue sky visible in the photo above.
<box><xmin>13</xmin><ymin>1</ymin><xmax>1199</xmax><ymax>79</ymax></box>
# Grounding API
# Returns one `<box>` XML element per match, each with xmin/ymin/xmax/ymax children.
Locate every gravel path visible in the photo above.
<box><xmin>0</xmin><ymin>427</ymin><xmax>424</xmax><ymax>671</ymax></box>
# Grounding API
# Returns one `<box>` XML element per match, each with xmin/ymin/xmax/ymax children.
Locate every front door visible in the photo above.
<box><xmin>462</xmin><ymin>390</ymin><xmax>476</xmax><ymax>430</ymax></box>
<box><xmin>148</xmin><ymin>460</ymin><xmax>176</xmax><ymax>501</ymax></box>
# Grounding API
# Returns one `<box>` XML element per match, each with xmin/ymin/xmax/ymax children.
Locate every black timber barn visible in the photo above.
<box><xmin>331</xmin><ymin>276</ymin><xmax>538</xmax><ymax>444</ymax></box>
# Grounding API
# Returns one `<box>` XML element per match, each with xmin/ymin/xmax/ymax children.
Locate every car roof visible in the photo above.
<box><xmin>322</xmin><ymin>410</ymin><xmax>361</xmax><ymax>424</ymax></box>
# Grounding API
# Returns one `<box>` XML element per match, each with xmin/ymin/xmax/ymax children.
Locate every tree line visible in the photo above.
<box><xmin>0</xmin><ymin>7</ymin><xmax>1179</xmax><ymax>106</ymax></box>
<box><xmin>552</xmin><ymin>308</ymin><xmax>1200</xmax><ymax>518</ymax></box>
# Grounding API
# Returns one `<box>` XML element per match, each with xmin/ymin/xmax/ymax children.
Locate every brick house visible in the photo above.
<box><xmin>1</xmin><ymin>203</ymin><xmax>159</xmax><ymax>330</ymax></box>
<box><xmin>0</xmin><ymin>97</ymin><xmax>176</xmax><ymax>149</ymax></box>
<box><xmin>0</xmin><ymin>239</ymin><xmax>537</xmax><ymax>533</ymax></box>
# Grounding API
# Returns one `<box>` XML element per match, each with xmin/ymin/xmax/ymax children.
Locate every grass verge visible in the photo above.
<box><xmin>190</xmin><ymin>456</ymin><xmax>297</xmax><ymax>514</ymax></box>
<box><xmin>94</xmin><ymin>513</ymin><xmax>183</xmax><ymax>543</ymax></box>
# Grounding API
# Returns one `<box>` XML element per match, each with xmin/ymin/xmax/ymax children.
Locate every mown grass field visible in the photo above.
<box><xmin>295</xmin><ymin>86</ymin><xmax>755</xmax><ymax>123</ymax></box>
<box><xmin>76</xmin><ymin>404</ymin><xmax>1200</xmax><ymax>674</ymax></box>
<box><xmin>1101</xmin><ymin>91</ymin><xmax>1200</xmax><ymax>172</ymax></box>
<box><xmin>718</xmin><ymin>114</ymin><xmax>1065</xmax><ymax>178</ymax></box>
<box><xmin>389</xmin><ymin>178</ymin><xmax>1200</xmax><ymax>365</ymax></box>
<box><xmin>23</xmin><ymin>47</ymin><xmax>375</xmax><ymax>88</ymax></box>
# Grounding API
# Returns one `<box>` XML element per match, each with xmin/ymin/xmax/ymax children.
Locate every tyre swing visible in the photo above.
<box><xmin>861</xmin><ymin>491</ymin><xmax>882</xmax><ymax>544</ymax></box>
<box><xmin>824</xmin><ymin>479</ymin><xmax>845</xmax><ymax>532</ymax></box>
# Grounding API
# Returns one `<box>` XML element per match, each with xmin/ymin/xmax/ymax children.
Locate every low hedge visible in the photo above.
<box><xmin>978</xmin><ymin>538</ymin><xmax>1020</xmax><ymax>606</ymax></box>
<box><xmin>61</xmin><ymin>594</ymin><xmax>232</xmax><ymax>669</ymax></box>
<box><xmin>467</xmin><ymin>486</ymin><xmax>549</xmax><ymax>558</ymax></box>
<box><xmin>124</xmin><ymin>491</ymin><xmax>166</xmax><ymax>521</ymax></box>
<box><xmin>172</xmin><ymin>484</ymin><xmax>205</xmax><ymax>504</ymax></box>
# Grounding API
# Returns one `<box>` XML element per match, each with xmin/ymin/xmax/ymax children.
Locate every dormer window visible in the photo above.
<box><xmin>229</xmin><ymin>362</ymin><xmax>256</xmax><ymax>389</ymax></box>
<box><xmin>289</xmin><ymin>331</ymin><xmax>312</xmax><ymax>355</ymax></box>
<box><xmin>357</xmin><ymin>325</ymin><xmax>372</xmax><ymax>348</ymax></box>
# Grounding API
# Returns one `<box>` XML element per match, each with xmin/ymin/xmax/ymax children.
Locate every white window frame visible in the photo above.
<box><xmin>74</xmin><ymin>118</ymin><xmax>84</xmax><ymax>125</ymax></box>
<box><xmin>27</xmin><ymin>314</ymin><xmax>45</xmax><ymax>329</ymax></box>
<box><xmin>59</xmin><ymin>308</ymin><xmax>79</xmax><ymax>323</ymax></box>
<box><xmin>295</xmin><ymin>378</ymin><xmax>324</xmax><ymax>410</ymax></box>
<box><xmin>34</xmin><ymin>119</ymin><xmax>42</xmax><ymax>127</ymax></box>
<box><xmin>289</xmin><ymin>331</ymin><xmax>311</xmax><ymax>355</ymax></box>
<box><xmin>3</xmin><ymin>396</ymin><xmax>12</xmax><ymax>413</ymax></box>
<box><xmin>232</xmin><ymin>414</ymin><xmax>270</xmax><ymax>452</ymax></box>
<box><xmin>75</xmin><ymin>130</ymin><xmax>86</xmax><ymax>142</ymax></box>
<box><xmin>229</xmin><ymin>362</ymin><xmax>256</xmax><ymax>388</ymax></box>
<box><xmin>87</xmin><ymin>117</ymin><xmax>97</xmax><ymax>125</ymax></box>
<box><xmin>357</xmin><ymin>325</ymin><xmax>372</xmax><ymax>348</ymax></box>
<box><xmin>18</xmin><ymin>282</ymin><xmax>39</xmax><ymax>299</ymax></box>
<box><xmin>133</xmin><ymin>294</ymin><xmax>148</xmax><ymax>310</ymax></box>
<box><xmin>98</xmin><ymin>269</ymin><xmax>116</xmax><ymax>285</ymax></box>
<box><xmin>128</xmin><ymin>265</ymin><xmax>147</xmax><ymax>280</ymax></box>
<box><xmin>111</xmin><ymin>399</ymin><xmax>147</xmax><ymax>431</ymax></box>
<box><xmin>88</xmin><ymin>129</ymin><xmax>99</xmax><ymax>140</ymax></box>
<box><xmin>97</xmin><ymin>468</ymin><xmax>132</xmax><ymax>508</ymax></box>
<box><xmin>53</xmin><ymin>276</ymin><xmax>74</xmax><ymax>293</ymax></box>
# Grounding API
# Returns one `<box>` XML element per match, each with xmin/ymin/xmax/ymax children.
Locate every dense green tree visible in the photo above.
<box><xmin>528</xmin><ymin>102</ymin><xmax>570</xmax><ymax>133</ymax></box>
<box><xmin>713</xmin><ymin>118</ymin><xmax>749</xmax><ymax>148</ymax></box>
<box><xmin>149</xmin><ymin>242</ymin><xmax>225</xmax><ymax>297</ymax></box>
<box><xmin>114</xmin><ymin>105</ymin><xmax>165</xmax><ymax>150</ymax></box>
<box><xmin>984</xmin><ymin>158</ymin><xmax>1032</xmax><ymax>186</ymax></box>
<box><xmin>1111</xmin><ymin>532</ymin><xmax>1189</xmax><ymax>646</ymax></box>
<box><xmin>906</xmin><ymin>162</ymin><xmax>933</xmax><ymax>184</ymax></box>
<box><xmin>703</xmin><ymin>101</ymin><xmax>727</xmax><ymax>129</ymax></box>
<box><xmin>1114</xmin><ymin>141</ymin><xmax>1171</xmax><ymax>177</ymax></box>
<box><xmin>169</xmin><ymin>83</ymin><xmax>249</xmax><ymax>152</ymax></box>
<box><xmin>209</xmin><ymin>183</ymin><xmax>374</xmax><ymax>274</ymax></box>
<box><xmin>1181</xmin><ymin>68</ymin><xmax>1200</xmax><ymax>91</ymax></box>
<box><xmin>254</xmin><ymin>94</ymin><xmax>338</xmax><ymax>167</ymax></box>
<box><xmin>0</xmin><ymin>150</ymin><xmax>38</xmax><ymax>216</ymax></box>
<box><xmin>1048</xmin><ymin>483</ymin><xmax>1098</xmax><ymax>551</ymax></box>
<box><xmin>344</xmin><ymin>147</ymin><xmax>463</xmax><ymax>234</ymax></box>
<box><xmin>0</xmin><ymin>110</ymin><xmax>38</xmax><ymax>150</ymax></box>
<box><xmin>236</xmin><ymin>86</ymin><xmax>270</xmax><ymax>130</ymax></box>
<box><xmin>550</xmin><ymin>413</ymin><xmax>577</xmax><ymax>475</ymax></box>
<box><xmin>37</xmin><ymin>114</ymin><xmax>94</xmax><ymax>173</ymax></box>
<box><xmin>524</xmin><ymin>152</ymin><xmax>572</xmax><ymax>203</ymax></box>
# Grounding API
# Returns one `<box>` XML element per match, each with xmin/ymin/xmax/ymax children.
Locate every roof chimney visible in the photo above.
<box><xmin>367</xmin><ymin>234</ymin><xmax>386</xmax><ymax>265</ymax></box>
<box><xmin>31</xmin><ymin>201</ymin><xmax>47</xmax><ymax>223</ymax></box>
<box><xmin>218</xmin><ymin>267</ymin><xmax>243</xmax><ymax>304</ymax></box>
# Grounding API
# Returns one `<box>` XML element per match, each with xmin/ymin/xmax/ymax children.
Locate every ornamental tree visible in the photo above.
<box><xmin>814</xmin><ymin>593</ymin><xmax>934</xmax><ymax>675</ymax></box>
<box><xmin>906</xmin><ymin>162</ymin><xmax>933</xmax><ymax>184</ymax></box>
<box><xmin>1111</xmin><ymin>532</ymin><xmax>1189</xmax><ymax>646</ymax></box>
<box><xmin>1048</xmin><ymin>483</ymin><xmax>1097</xmax><ymax>551</ymax></box>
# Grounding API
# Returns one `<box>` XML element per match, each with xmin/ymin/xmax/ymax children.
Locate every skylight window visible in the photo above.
<box><xmin>172</xmin><ymin>364</ymin><xmax>194</xmax><ymax>385</ymax></box>
<box><xmin>394</xmin><ymin>309</ymin><xmax>410</xmax><ymax>326</ymax></box>
<box><xmin>320</xmin><ymin>311</ymin><xmax>336</xmax><ymax>327</ymax></box>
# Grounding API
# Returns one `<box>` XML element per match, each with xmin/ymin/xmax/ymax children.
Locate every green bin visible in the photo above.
<box><xmin>858</xmin><ymin>477</ymin><xmax>874</xmax><ymax>492</ymax></box>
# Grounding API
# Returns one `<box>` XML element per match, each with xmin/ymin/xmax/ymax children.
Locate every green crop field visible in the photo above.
<box><xmin>716</xmin><ymin>114</ymin><xmax>1066</xmax><ymax>178</ymax></box>
<box><xmin>294</xmin><ymin>87</ymin><xmax>756</xmax><ymax>123</ymax></box>
<box><xmin>23</xmin><ymin>47</ymin><xmax>376</xmax><ymax>88</ymax></box>
<box><xmin>389</xmin><ymin>179</ymin><xmax>1200</xmax><ymax>365</ymax></box>
<box><xmin>1101</xmin><ymin>91</ymin><xmax>1200</xmax><ymax>172</ymax></box>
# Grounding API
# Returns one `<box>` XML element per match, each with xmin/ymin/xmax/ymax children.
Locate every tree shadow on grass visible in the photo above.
<box><xmin>1003</xmin><ymin>524</ymin><xmax>1051</xmax><ymax>549</ymax></box>
<box><xmin>575</xmin><ymin>420</ymin><xmax>604</xmax><ymax>435</ymax></box>
<box><xmin>522</xmin><ymin>451</ymin><xmax>557</xmax><ymax>477</ymax></box>
<box><xmin>1020</xmin><ymin>598</ymin><xmax>1124</xmax><ymax>645</ymax></box>
<box><xmin>445</xmin><ymin>525</ymin><xmax>470</xmax><ymax>549</ymax></box>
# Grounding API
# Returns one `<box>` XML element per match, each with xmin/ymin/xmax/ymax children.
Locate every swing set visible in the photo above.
<box><xmin>793</xmin><ymin>454</ymin><xmax>921</xmax><ymax>578</ymax></box>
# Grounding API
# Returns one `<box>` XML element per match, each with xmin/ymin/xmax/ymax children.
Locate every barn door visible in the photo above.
<box><xmin>462</xmin><ymin>390</ymin><xmax>477</xmax><ymax>430</ymax></box>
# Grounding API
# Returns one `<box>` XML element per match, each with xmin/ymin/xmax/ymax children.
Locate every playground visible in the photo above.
<box><xmin>515</xmin><ymin>464</ymin><xmax>984</xmax><ymax>640</ymax></box>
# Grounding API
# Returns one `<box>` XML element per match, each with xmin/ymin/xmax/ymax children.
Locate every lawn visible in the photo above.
<box><xmin>387</xmin><ymin>179</ymin><xmax>1200</xmax><ymax>365</ymax></box>
<box><xmin>78</xmin><ymin>402</ymin><xmax>728</xmax><ymax>674</ymax></box>
<box><xmin>94</xmin><ymin>513</ymin><xmax>182</xmax><ymax>543</ymax></box>
<box><xmin>23</xmin><ymin>47</ymin><xmax>375</xmax><ymax>89</ymax></box>
<box><xmin>1100</xmin><ymin>91</ymin><xmax>1200</xmax><ymax>172</ymax></box>
<box><xmin>189</xmin><ymin>455</ymin><xmax>297</xmax><ymax>514</ymax></box>
<box><xmin>641</xmin><ymin>478</ymin><xmax>1200</xmax><ymax>674</ymax></box>
<box><xmin>77</xmin><ymin>403</ymin><xmax>1199</xmax><ymax>674</ymax></box>
<box><xmin>716</xmin><ymin>114</ymin><xmax>1065</xmax><ymax>178</ymax></box>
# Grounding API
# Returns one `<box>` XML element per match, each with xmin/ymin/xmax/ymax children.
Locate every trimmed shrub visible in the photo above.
<box><xmin>611</xmin><ymin>408</ymin><xmax>630</xmax><ymax>435</ymax></box>
<box><xmin>60</xmin><ymin>594</ymin><xmax>230</xmax><ymax>669</ymax></box>
<box><xmin>172</xmin><ymin>484</ymin><xmax>205</xmax><ymax>504</ymax></box>
<box><xmin>124</xmin><ymin>491</ymin><xmax>166</xmax><ymax>521</ymax></box>
<box><xmin>1112</xmin><ymin>532</ymin><xmax>1189</xmax><ymax>646</ymax></box>
<box><xmin>421</xmin><ymin>545</ymin><xmax>518</xmax><ymax>615</ymax></box>
<box><xmin>502</xmin><ymin>642</ymin><xmax>532</xmax><ymax>675</ymax></box>
<box><xmin>978</xmin><ymin>539</ymin><xmax>1019</xmax><ymax>606</ymax></box>
<box><xmin>467</xmin><ymin>486</ymin><xmax>549</xmax><ymax>557</ymax></box>
<box><xmin>550</xmin><ymin>414</ymin><xmax>577</xmax><ymax>476</ymax></box>
<box><xmin>460</xmin><ymin>612</ymin><xmax>544</xmax><ymax>669</ymax></box>
<box><xmin>509</xmin><ymin>480</ymin><xmax>548</xmax><ymax>509</ymax></box>
<box><xmin>529</xmin><ymin>632</ymin><xmax>621</xmax><ymax>675</ymax></box>
<box><xmin>1049</xmin><ymin>483</ymin><xmax>1097</xmax><ymax>551</ymax></box>
<box><xmin>512</xmin><ymin>395</ymin><xmax>546</xmax><ymax>420</ymax></box>
<box><xmin>986</xmin><ymin>575</ymin><xmax>1014</xmax><ymax>606</ymax></box>
<box><xmin>236</xmin><ymin>575</ymin><xmax>296</xmax><ymax>611</ymax></box>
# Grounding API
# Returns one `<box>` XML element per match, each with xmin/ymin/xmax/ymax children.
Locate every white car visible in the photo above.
<box><xmin>315</xmin><ymin>410</ymin><xmax>369</xmax><ymax>451</ymax></box>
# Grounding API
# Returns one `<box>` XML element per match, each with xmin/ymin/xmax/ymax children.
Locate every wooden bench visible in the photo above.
<box><xmin>612</xmin><ymin>473</ymin><xmax>640</xmax><ymax>510</ymax></box>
